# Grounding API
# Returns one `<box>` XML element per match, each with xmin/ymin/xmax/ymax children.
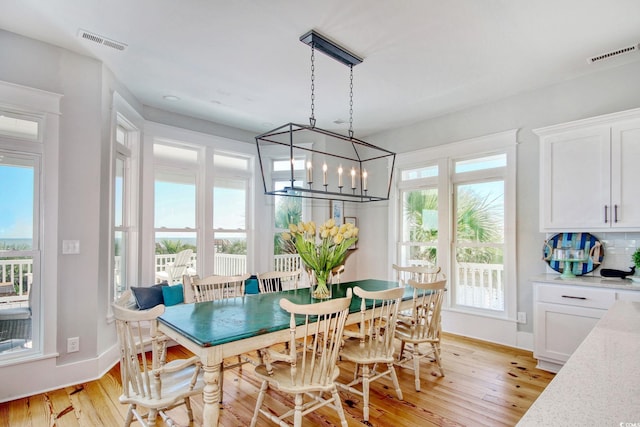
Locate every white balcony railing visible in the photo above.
<box><xmin>3</xmin><ymin>255</ymin><xmax>503</xmax><ymax>311</ymax></box>
<box><xmin>454</xmin><ymin>262</ymin><xmax>504</xmax><ymax>311</ymax></box>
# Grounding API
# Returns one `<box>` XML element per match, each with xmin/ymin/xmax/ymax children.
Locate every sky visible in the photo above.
<box><xmin>0</xmin><ymin>164</ymin><xmax>33</xmax><ymax>240</ymax></box>
<box><xmin>0</xmin><ymin>162</ymin><xmax>245</xmax><ymax>243</ymax></box>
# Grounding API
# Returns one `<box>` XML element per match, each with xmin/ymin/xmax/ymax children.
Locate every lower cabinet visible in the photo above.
<box><xmin>532</xmin><ymin>281</ymin><xmax>615</xmax><ymax>373</ymax></box>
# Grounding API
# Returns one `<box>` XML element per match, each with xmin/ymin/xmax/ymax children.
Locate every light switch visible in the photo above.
<box><xmin>62</xmin><ymin>240</ymin><xmax>80</xmax><ymax>254</ymax></box>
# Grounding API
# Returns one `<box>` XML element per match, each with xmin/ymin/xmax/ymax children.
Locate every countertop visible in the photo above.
<box><xmin>517</xmin><ymin>300</ymin><xmax>640</xmax><ymax>426</ymax></box>
<box><xmin>531</xmin><ymin>273</ymin><xmax>640</xmax><ymax>291</ymax></box>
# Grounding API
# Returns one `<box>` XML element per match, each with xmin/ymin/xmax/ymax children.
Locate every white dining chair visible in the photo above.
<box><xmin>394</xmin><ymin>278</ymin><xmax>447</xmax><ymax>391</ymax></box>
<box><xmin>251</xmin><ymin>289</ymin><xmax>353</xmax><ymax>427</ymax></box>
<box><xmin>112</xmin><ymin>302</ymin><xmax>204</xmax><ymax>427</ymax></box>
<box><xmin>337</xmin><ymin>285</ymin><xmax>405</xmax><ymax>422</ymax></box>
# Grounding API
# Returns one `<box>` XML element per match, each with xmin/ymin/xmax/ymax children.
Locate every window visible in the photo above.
<box><xmin>112</xmin><ymin>119</ymin><xmax>139</xmax><ymax>301</ymax></box>
<box><xmin>452</xmin><ymin>154</ymin><xmax>506</xmax><ymax>312</ymax></box>
<box><xmin>0</xmin><ymin>82</ymin><xmax>60</xmax><ymax>364</ymax></box>
<box><xmin>272</xmin><ymin>158</ymin><xmax>305</xmax><ymax>256</ymax></box>
<box><xmin>213</xmin><ymin>176</ymin><xmax>248</xmax><ymax>275</ymax></box>
<box><xmin>398</xmin><ymin>163</ymin><xmax>440</xmax><ymax>268</ymax></box>
<box><xmin>0</xmin><ymin>112</ymin><xmax>39</xmax><ymax>141</ymax></box>
<box><xmin>394</xmin><ymin>131</ymin><xmax>516</xmax><ymax>321</ymax></box>
<box><xmin>109</xmin><ymin>95</ymin><xmax>141</xmax><ymax>304</ymax></box>
<box><xmin>154</xmin><ymin>149</ymin><xmax>198</xmax><ymax>281</ymax></box>
<box><xmin>0</xmin><ymin>154</ymin><xmax>38</xmax><ymax>358</ymax></box>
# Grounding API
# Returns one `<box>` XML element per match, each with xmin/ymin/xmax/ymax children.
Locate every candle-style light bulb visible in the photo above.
<box><xmin>350</xmin><ymin>167</ymin><xmax>356</xmax><ymax>189</ymax></box>
<box><xmin>322</xmin><ymin>163</ymin><xmax>328</xmax><ymax>186</ymax></box>
<box><xmin>362</xmin><ymin>169</ymin><xmax>368</xmax><ymax>191</ymax></box>
<box><xmin>338</xmin><ymin>165</ymin><xmax>343</xmax><ymax>188</ymax></box>
<box><xmin>306</xmin><ymin>161</ymin><xmax>313</xmax><ymax>184</ymax></box>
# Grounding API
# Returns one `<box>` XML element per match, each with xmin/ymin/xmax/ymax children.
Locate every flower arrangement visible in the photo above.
<box><xmin>283</xmin><ymin>218</ymin><xmax>358</xmax><ymax>299</ymax></box>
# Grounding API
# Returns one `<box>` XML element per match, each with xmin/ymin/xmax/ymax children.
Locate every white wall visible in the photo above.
<box><xmin>2</xmin><ymin>25</ymin><xmax>640</xmax><ymax>400</ymax></box>
<box><xmin>363</xmin><ymin>58</ymin><xmax>640</xmax><ymax>335</ymax></box>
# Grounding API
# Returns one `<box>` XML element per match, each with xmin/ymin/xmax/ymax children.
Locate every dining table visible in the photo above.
<box><xmin>157</xmin><ymin>278</ymin><xmax>414</xmax><ymax>426</ymax></box>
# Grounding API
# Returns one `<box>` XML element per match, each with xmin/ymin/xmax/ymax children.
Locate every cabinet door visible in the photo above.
<box><xmin>611</xmin><ymin>119</ymin><xmax>640</xmax><ymax>229</ymax></box>
<box><xmin>540</xmin><ymin>126</ymin><xmax>611</xmax><ymax>230</ymax></box>
<box><xmin>533</xmin><ymin>302</ymin><xmax>605</xmax><ymax>365</ymax></box>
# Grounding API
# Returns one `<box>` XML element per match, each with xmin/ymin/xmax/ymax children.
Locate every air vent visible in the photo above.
<box><xmin>588</xmin><ymin>43</ymin><xmax>638</xmax><ymax>63</ymax></box>
<box><xmin>78</xmin><ymin>29</ymin><xmax>127</xmax><ymax>51</ymax></box>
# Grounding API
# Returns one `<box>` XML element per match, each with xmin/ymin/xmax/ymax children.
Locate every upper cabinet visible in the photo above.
<box><xmin>535</xmin><ymin>108</ymin><xmax>640</xmax><ymax>232</ymax></box>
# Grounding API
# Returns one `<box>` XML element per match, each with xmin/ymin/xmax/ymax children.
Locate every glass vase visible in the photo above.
<box><xmin>310</xmin><ymin>270</ymin><xmax>332</xmax><ymax>300</ymax></box>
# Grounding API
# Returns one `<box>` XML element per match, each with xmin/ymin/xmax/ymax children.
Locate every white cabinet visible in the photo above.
<box><xmin>533</xmin><ymin>282</ymin><xmax>614</xmax><ymax>373</ymax></box>
<box><xmin>535</xmin><ymin>109</ymin><xmax>640</xmax><ymax>232</ymax></box>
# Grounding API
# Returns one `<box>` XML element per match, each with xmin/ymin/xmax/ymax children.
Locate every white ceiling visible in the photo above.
<box><xmin>2</xmin><ymin>0</ymin><xmax>640</xmax><ymax>136</ymax></box>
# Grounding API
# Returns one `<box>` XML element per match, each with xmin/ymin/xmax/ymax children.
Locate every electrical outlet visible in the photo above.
<box><xmin>517</xmin><ymin>312</ymin><xmax>527</xmax><ymax>324</ymax></box>
<box><xmin>67</xmin><ymin>337</ymin><xmax>80</xmax><ymax>353</ymax></box>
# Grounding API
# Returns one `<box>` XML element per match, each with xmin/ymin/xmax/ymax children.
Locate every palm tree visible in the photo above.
<box><xmin>155</xmin><ymin>239</ymin><xmax>196</xmax><ymax>254</ymax></box>
<box><xmin>403</xmin><ymin>186</ymin><xmax>502</xmax><ymax>264</ymax></box>
<box><xmin>274</xmin><ymin>196</ymin><xmax>302</xmax><ymax>255</ymax></box>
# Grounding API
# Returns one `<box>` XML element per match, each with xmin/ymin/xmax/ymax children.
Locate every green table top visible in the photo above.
<box><xmin>158</xmin><ymin>279</ymin><xmax>409</xmax><ymax>347</ymax></box>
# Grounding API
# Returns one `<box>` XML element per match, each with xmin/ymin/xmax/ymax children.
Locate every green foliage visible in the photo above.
<box><xmin>404</xmin><ymin>186</ymin><xmax>503</xmax><ymax>264</ymax></box>
<box><xmin>633</xmin><ymin>248</ymin><xmax>640</xmax><ymax>268</ymax></box>
<box><xmin>275</xmin><ymin>197</ymin><xmax>302</xmax><ymax>229</ymax></box>
<box><xmin>217</xmin><ymin>239</ymin><xmax>247</xmax><ymax>255</ymax></box>
<box><xmin>274</xmin><ymin>234</ymin><xmax>296</xmax><ymax>255</ymax></box>
<box><xmin>155</xmin><ymin>239</ymin><xmax>197</xmax><ymax>254</ymax></box>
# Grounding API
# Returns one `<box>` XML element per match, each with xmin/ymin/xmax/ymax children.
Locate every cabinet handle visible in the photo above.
<box><xmin>561</xmin><ymin>295</ymin><xmax>587</xmax><ymax>300</ymax></box>
<box><xmin>614</xmin><ymin>204</ymin><xmax>619</xmax><ymax>223</ymax></box>
<box><xmin>604</xmin><ymin>205</ymin><xmax>608</xmax><ymax>223</ymax></box>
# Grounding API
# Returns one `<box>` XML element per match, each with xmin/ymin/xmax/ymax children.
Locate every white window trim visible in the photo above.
<box><xmin>0</xmin><ymin>80</ymin><xmax>61</xmax><ymax>364</ymax></box>
<box><xmin>390</xmin><ymin>130</ymin><xmax>518</xmax><ymax>329</ymax></box>
<box><xmin>107</xmin><ymin>93</ymin><xmax>142</xmax><ymax>319</ymax></box>
<box><xmin>142</xmin><ymin>122</ymin><xmax>256</xmax><ymax>283</ymax></box>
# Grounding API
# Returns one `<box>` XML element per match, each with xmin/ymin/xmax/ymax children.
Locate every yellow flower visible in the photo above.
<box><xmin>289</xmin><ymin>223</ymin><xmax>298</xmax><ymax>233</ymax></box>
<box><xmin>330</xmin><ymin>226</ymin><xmax>338</xmax><ymax>236</ymax></box>
<box><xmin>325</xmin><ymin>218</ymin><xmax>335</xmax><ymax>228</ymax></box>
<box><xmin>321</xmin><ymin>229</ymin><xmax>329</xmax><ymax>239</ymax></box>
<box><xmin>282</xmin><ymin>232</ymin><xmax>291</xmax><ymax>241</ymax></box>
<box><xmin>343</xmin><ymin>230</ymin><xmax>353</xmax><ymax>239</ymax></box>
<box><xmin>353</xmin><ymin>227</ymin><xmax>359</xmax><ymax>236</ymax></box>
<box><xmin>333</xmin><ymin>234</ymin><xmax>344</xmax><ymax>244</ymax></box>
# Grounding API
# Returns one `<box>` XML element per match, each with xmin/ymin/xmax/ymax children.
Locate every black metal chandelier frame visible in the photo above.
<box><xmin>255</xmin><ymin>30</ymin><xmax>396</xmax><ymax>203</ymax></box>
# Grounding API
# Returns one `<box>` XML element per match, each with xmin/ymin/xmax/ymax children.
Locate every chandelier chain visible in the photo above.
<box><xmin>310</xmin><ymin>43</ymin><xmax>316</xmax><ymax>127</ymax></box>
<box><xmin>349</xmin><ymin>64</ymin><xmax>354</xmax><ymax>138</ymax></box>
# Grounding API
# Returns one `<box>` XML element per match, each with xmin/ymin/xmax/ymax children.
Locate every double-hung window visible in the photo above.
<box><xmin>452</xmin><ymin>154</ymin><xmax>507</xmax><ymax>312</ymax></box>
<box><xmin>111</xmin><ymin>113</ymin><xmax>140</xmax><ymax>301</ymax></box>
<box><xmin>395</xmin><ymin>131</ymin><xmax>516</xmax><ymax>321</ymax></box>
<box><xmin>213</xmin><ymin>153</ymin><xmax>250</xmax><ymax>275</ymax></box>
<box><xmin>271</xmin><ymin>158</ymin><xmax>306</xmax><ymax>271</ymax></box>
<box><xmin>153</xmin><ymin>142</ymin><xmax>198</xmax><ymax>280</ymax></box>
<box><xmin>0</xmin><ymin>81</ymin><xmax>61</xmax><ymax>362</ymax></box>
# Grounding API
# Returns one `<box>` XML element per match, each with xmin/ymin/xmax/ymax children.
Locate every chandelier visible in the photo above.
<box><xmin>255</xmin><ymin>30</ymin><xmax>396</xmax><ymax>203</ymax></box>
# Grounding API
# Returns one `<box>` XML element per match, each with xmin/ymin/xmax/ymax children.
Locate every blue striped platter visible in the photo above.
<box><xmin>542</xmin><ymin>232</ymin><xmax>604</xmax><ymax>276</ymax></box>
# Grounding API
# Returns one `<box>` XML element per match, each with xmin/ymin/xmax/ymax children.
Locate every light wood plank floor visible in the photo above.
<box><xmin>0</xmin><ymin>333</ymin><xmax>554</xmax><ymax>427</ymax></box>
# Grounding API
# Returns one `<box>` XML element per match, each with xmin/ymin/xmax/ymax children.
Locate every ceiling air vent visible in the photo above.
<box><xmin>588</xmin><ymin>43</ymin><xmax>638</xmax><ymax>64</ymax></box>
<box><xmin>78</xmin><ymin>29</ymin><xmax>127</xmax><ymax>51</ymax></box>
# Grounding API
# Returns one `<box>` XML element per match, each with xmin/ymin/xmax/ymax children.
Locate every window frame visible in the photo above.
<box><xmin>392</xmin><ymin>130</ymin><xmax>517</xmax><ymax>322</ymax></box>
<box><xmin>107</xmin><ymin>94</ymin><xmax>142</xmax><ymax>313</ymax></box>
<box><xmin>141</xmin><ymin>123</ymin><xmax>256</xmax><ymax>283</ymax></box>
<box><xmin>0</xmin><ymin>80</ymin><xmax>62</xmax><ymax>364</ymax></box>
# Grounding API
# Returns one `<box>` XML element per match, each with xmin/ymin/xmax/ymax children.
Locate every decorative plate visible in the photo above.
<box><xmin>542</xmin><ymin>232</ymin><xmax>604</xmax><ymax>276</ymax></box>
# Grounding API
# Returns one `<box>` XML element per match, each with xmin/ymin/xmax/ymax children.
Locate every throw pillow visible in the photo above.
<box><xmin>131</xmin><ymin>284</ymin><xmax>167</xmax><ymax>310</ymax></box>
<box><xmin>162</xmin><ymin>284</ymin><xmax>184</xmax><ymax>306</ymax></box>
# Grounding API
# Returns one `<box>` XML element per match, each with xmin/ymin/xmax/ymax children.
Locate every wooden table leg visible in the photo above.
<box><xmin>202</xmin><ymin>362</ymin><xmax>221</xmax><ymax>426</ymax></box>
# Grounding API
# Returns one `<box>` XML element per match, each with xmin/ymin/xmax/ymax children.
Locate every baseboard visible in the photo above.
<box><xmin>442</xmin><ymin>309</ymin><xmax>533</xmax><ymax>351</ymax></box>
<box><xmin>0</xmin><ymin>342</ymin><xmax>120</xmax><ymax>403</ymax></box>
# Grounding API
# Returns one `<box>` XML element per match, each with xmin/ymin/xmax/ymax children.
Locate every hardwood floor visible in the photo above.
<box><xmin>0</xmin><ymin>333</ymin><xmax>554</xmax><ymax>427</ymax></box>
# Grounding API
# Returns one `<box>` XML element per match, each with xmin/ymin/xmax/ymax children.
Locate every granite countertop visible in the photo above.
<box><xmin>531</xmin><ymin>273</ymin><xmax>640</xmax><ymax>291</ymax></box>
<box><xmin>517</xmin><ymin>300</ymin><xmax>640</xmax><ymax>426</ymax></box>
